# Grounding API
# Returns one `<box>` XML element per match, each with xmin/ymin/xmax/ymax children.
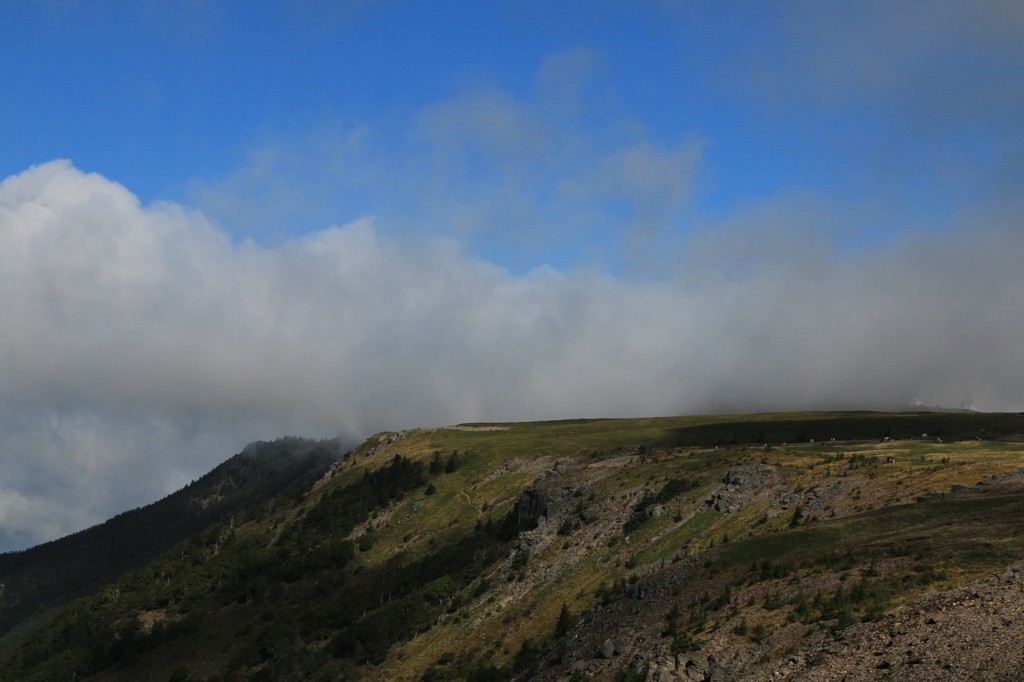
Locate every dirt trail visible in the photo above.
<box><xmin>460</xmin><ymin>488</ymin><xmax>483</xmax><ymax>516</ymax></box>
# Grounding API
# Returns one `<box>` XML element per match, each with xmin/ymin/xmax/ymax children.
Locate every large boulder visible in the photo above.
<box><xmin>512</xmin><ymin>485</ymin><xmax>551</xmax><ymax>525</ymax></box>
<box><xmin>706</xmin><ymin>464</ymin><xmax>777</xmax><ymax>514</ymax></box>
<box><xmin>511</xmin><ymin>461</ymin><xmax>586</xmax><ymax>529</ymax></box>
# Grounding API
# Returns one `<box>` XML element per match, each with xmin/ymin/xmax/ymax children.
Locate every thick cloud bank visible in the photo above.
<box><xmin>1</xmin><ymin>160</ymin><xmax>1023</xmax><ymax>549</ymax></box>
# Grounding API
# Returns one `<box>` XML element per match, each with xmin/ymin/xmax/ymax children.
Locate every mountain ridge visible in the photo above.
<box><xmin>6</xmin><ymin>411</ymin><xmax>1024</xmax><ymax>681</ymax></box>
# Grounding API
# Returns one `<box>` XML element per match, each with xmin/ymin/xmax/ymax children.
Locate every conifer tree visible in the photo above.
<box><xmin>555</xmin><ymin>603</ymin><xmax>573</xmax><ymax>638</ymax></box>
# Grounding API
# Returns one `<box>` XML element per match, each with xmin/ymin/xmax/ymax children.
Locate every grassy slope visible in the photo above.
<box><xmin>382</xmin><ymin>415</ymin><xmax>1024</xmax><ymax>680</ymax></box>
<box><xmin>6</xmin><ymin>411</ymin><xmax>1024</xmax><ymax>682</ymax></box>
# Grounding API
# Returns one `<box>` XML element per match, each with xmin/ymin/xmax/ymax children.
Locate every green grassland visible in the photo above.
<box><xmin>5</xmin><ymin>411</ymin><xmax>1024</xmax><ymax>682</ymax></box>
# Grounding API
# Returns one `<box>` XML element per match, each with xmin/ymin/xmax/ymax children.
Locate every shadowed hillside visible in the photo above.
<box><xmin>0</xmin><ymin>436</ymin><xmax>344</xmax><ymax>662</ymax></box>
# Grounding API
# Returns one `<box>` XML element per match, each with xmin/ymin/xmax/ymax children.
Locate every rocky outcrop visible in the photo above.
<box><xmin>705</xmin><ymin>464</ymin><xmax>777</xmax><ymax>513</ymax></box>
<box><xmin>595</xmin><ymin>652</ymin><xmax>724</xmax><ymax>682</ymax></box>
<box><xmin>512</xmin><ymin>460</ymin><xmax>585</xmax><ymax>529</ymax></box>
<box><xmin>784</xmin><ymin>478</ymin><xmax>862</xmax><ymax>524</ymax></box>
<box><xmin>512</xmin><ymin>485</ymin><xmax>551</xmax><ymax>525</ymax></box>
<box><xmin>917</xmin><ymin>467</ymin><xmax>1024</xmax><ymax>503</ymax></box>
<box><xmin>369</xmin><ymin>431</ymin><xmax>405</xmax><ymax>454</ymax></box>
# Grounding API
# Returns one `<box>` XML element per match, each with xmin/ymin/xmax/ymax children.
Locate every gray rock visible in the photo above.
<box><xmin>654</xmin><ymin>654</ymin><xmax>676</xmax><ymax>669</ymax></box>
<box><xmin>513</xmin><ymin>485</ymin><xmax>550</xmax><ymax>524</ymax></box>
<box><xmin>601</xmin><ymin>638</ymin><xmax>617</xmax><ymax>659</ymax></box>
<box><xmin>644</xmin><ymin>654</ymin><xmax>677</xmax><ymax>681</ymax></box>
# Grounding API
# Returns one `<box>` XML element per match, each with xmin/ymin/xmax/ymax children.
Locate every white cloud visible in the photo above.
<box><xmin>1</xmin><ymin>159</ymin><xmax>1024</xmax><ymax>549</ymax></box>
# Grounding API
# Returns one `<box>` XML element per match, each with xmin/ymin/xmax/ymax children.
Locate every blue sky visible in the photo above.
<box><xmin>6</xmin><ymin>1</ymin><xmax>1014</xmax><ymax>272</ymax></box>
<box><xmin>1</xmin><ymin>1</ymin><xmax>1024</xmax><ymax>549</ymax></box>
